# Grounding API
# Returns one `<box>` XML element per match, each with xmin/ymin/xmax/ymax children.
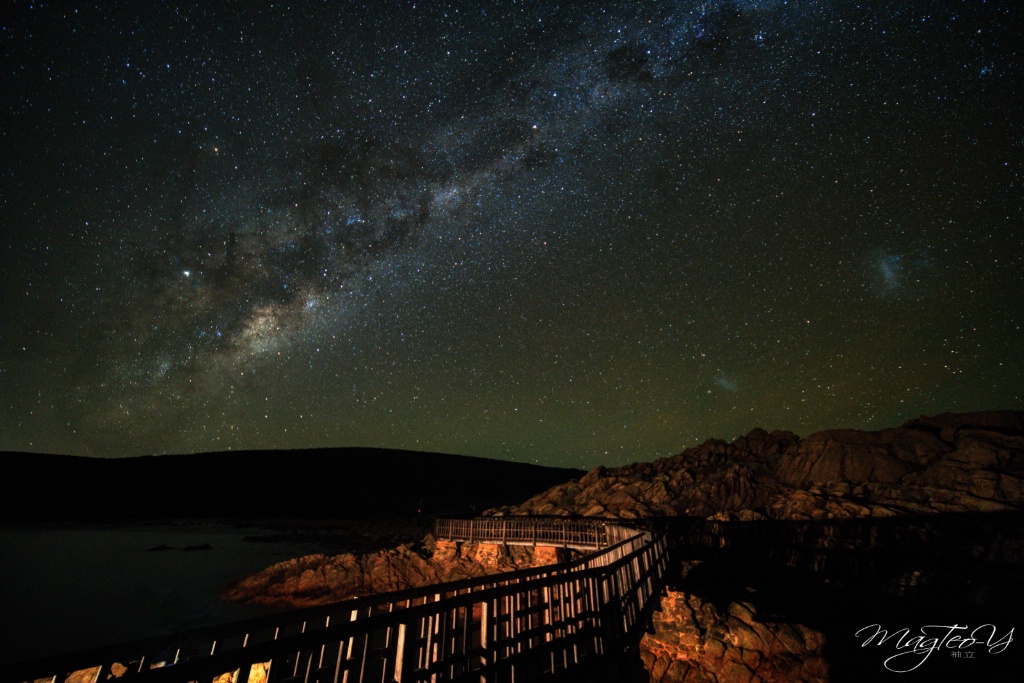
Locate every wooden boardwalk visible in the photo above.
<box><xmin>4</xmin><ymin>518</ymin><xmax>667</xmax><ymax>683</ymax></box>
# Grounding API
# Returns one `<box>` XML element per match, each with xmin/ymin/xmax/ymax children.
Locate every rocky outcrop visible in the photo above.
<box><xmin>640</xmin><ymin>591</ymin><xmax>828</xmax><ymax>683</ymax></box>
<box><xmin>224</xmin><ymin>536</ymin><xmax>567</xmax><ymax>607</ymax></box>
<box><xmin>490</xmin><ymin>411</ymin><xmax>1024</xmax><ymax>520</ymax></box>
<box><xmin>491</xmin><ymin>429</ymin><xmax>798</xmax><ymax>519</ymax></box>
<box><xmin>226</xmin><ymin>411</ymin><xmax>1021</xmax><ymax>682</ymax></box>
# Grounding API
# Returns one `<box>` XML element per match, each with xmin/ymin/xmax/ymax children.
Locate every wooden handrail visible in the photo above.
<box><xmin>432</xmin><ymin>517</ymin><xmax>618</xmax><ymax>550</ymax></box>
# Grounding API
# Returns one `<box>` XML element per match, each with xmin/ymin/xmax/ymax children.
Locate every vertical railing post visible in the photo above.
<box><xmin>340</xmin><ymin>609</ymin><xmax>358</xmax><ymax>683</ymax></box>
<box><xmin>542</xmin><ymin>584</ymin><xmax>554</xmax><ymax>674</ymax></box>
<box><xmin>479</xmin><ymin>599</ymin><xmax>491</xmax><ymax>683</ymax></box>
<box><xmin>394</xmin><ymin>622</ymin><xmax>408</xmax><ymax>683</ymax></box>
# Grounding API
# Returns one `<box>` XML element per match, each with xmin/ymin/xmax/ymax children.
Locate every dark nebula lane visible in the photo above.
<box><xmin>2</xmin><ymin>1</ymin><xmax>1022</xmax><ymax>466</ymax></box>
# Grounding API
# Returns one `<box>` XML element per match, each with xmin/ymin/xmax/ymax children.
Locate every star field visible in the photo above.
<box><xmin>2</xmin><ymin>1</ymin><xmax>1022</xmax><ymax>467</ymax></box>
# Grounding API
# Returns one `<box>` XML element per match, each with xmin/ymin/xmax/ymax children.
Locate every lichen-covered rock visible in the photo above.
<box><xmin>640</xmin><ymin>591</ymin><xmax>829</xmax><ymax>683</ymax></box>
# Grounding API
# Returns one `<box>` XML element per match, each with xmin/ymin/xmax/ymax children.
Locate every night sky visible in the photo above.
<box><xmin>2</xmin><ymin>0</ymin><xmax>1021</xmax><ymax>468</ymax></box>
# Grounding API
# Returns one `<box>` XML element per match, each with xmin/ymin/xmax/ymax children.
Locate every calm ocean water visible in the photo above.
<box><xmin>0</xmin><ymin>525</ymin><xmax>328</xmax><ymax>664</ymax></box>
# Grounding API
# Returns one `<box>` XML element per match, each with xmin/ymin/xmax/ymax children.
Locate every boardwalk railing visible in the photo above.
<box><xmin>4</xmin><ymin>518</ymin><xmax>667</xmax><ymax>683</ymax></box>
<box><xmin>432</xmin><ymin>517</ymin><xmax>636</xmax><ymax>550</ymax></box>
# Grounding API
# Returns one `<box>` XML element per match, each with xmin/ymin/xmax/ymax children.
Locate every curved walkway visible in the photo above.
<box><xmin>4</xmin><ymin>518</ymin><xmax>667</xmax><ymax>683</ymax></box>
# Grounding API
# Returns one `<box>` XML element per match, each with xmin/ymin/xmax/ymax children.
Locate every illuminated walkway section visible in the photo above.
<box><xmin>7</xmin><ymin>517</ymin><xmax>668</xmax><ymax>683</ymax></box>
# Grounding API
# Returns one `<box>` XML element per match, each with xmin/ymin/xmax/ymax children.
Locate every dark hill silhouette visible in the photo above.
<box><xmin>0</xmin><ymin>448</ymin><xmax>585</xmax><ymax>523</ymax></box>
